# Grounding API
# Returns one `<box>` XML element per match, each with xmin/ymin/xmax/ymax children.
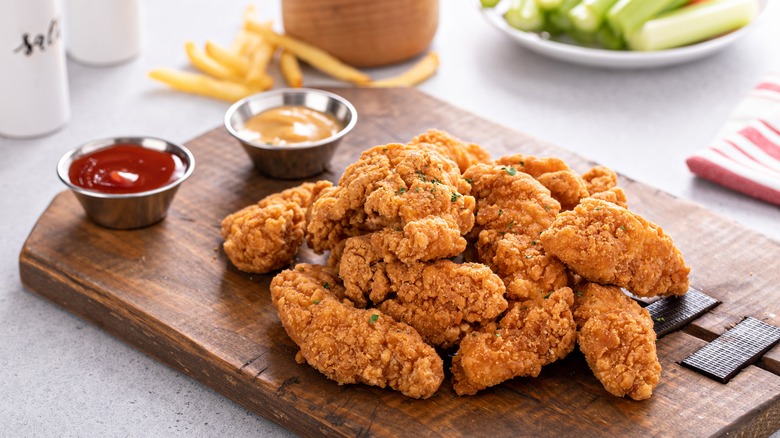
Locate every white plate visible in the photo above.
<box><xmin>479</xmin><ymin>0</ymin><xmax>766</xmax><ymax>69</ymax></box>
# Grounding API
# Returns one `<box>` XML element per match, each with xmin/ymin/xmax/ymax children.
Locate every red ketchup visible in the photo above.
<box><xmin>68</xmin><ymin>144</ymin><xmax>185</xmax><ymax>194</ymax></box>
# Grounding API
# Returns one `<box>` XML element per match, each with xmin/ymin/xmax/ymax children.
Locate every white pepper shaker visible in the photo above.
<box><xmin>65</xmin><ymin>0</ymin><xmax>142</xmax><ymax>66</ymax></box>
<box><xmin>0</xmin><ymin>0</ymin><xmax>70</xmax><ymax>138</ymax></box>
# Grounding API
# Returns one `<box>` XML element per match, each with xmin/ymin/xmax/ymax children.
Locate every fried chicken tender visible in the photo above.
<box><xmin>573</xmin><ymin>283</ymin><xmax>661</xmax><ymax>400</ymax></box>
<box><xmin>581</xmin><ymin>166</ymin><xmax>628</xmax><ymax>208</ymax></box>
<box><xmin>496</xmin><ymin>154</ymin><xmax>589</xmax><ymax>211</ymax></box>
<box><xmin>463</xmin><ymin>163</ymin><xmax>561</xmax><ymax>240</ymax></box>
<box><xmin>589</xmin><ymin>187</ymin><xmax>628</xmax><ymax>209</ymax></box>
<box><xmin>477</xmin><ymin>230</ymin><xmax>568</xmax><ymax>303</ymax></box>
<box><xmin>541</xmin><ymin>198</ymin><xmax>690</xmax><ymax>297</ymax></box>
<box><xmin>338</xmin><ymin>235</ymin><xmax>508</xmax><ymax>348</ymax></box>
<box><xmin>408</xmin><ymin>129</ymin><xmax>492</xmax><ymax>173</ymax></box>
<box><xmin>452</xmin><ymin>287</ymin><xmax>577</xmax><ymax>395</ymax></box>
<box><xmin>582</xmin><ymin>166</ymin><xmax>618</xmax><ymax>195</ymax></box>
<box><xmin>221</xmin><ymin>181</ymin><xmax>332</xmax><ymax>273</ymax></box>
<box><xmin>270</xmin><ymin>264</ymin><xmax>444</xmax><ymax>399</ymax></box>
<box><xmin>306</xmin><ymin>143</ymin><xmax>475</xmax><ymax>263</ymax></box>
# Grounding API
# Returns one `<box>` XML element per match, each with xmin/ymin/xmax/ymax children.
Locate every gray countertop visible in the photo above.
<box><xmin>2</xmin><ymin>0</ymin><xmax>779</xmax><ymax>436</ymax></box>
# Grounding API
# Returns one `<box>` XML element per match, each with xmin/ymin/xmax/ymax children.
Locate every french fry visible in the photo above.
<box><xmin>205</xmin><ymin>40</ymin><xmax>249</xmax><ymax>76</ymax></box>
<box><xmin>148</xmin><ymin>68</ymin><xmax>254</xmax><ymax>102</ymax></box>
<box><xmin>185</xmin><ymin>41</ymin><xmax>243</xmax><ymax>82</ymax></box>
<box><xmin>279</xmin><ymin>50</ymin><xmax>303</xmax><ymax>88</ymax></box>
<box><xmin>367</xmin><ymin>52</ymin><xmax>440</xmax><ymax>88</ymax></box>
<box><xmin>244</xmin><ymin>19</ymin><xmax>371</xmax><ymax>85</ymax></box>
<box><xmin>245</xmin><ymin>41</ymin><xmax>275</xmax><ymax>89</ymax></box>
<box><xmin>230</xmin><ymin>30</ymin><xmax>252</xmax><ymax>54</ymax></box>
<box><xmin>243</xmin><ymin>4</ymin><xmax>258</xmax><ymax>22</ymax></box>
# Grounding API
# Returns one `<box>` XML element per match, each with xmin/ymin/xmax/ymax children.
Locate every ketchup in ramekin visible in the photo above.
<box><xmin>68</xmin><ymin>144</ymin><xmax>186</xmax><ymax>194</ymax></box>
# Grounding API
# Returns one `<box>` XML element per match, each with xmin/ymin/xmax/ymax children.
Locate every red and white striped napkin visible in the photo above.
<box><xmin>686</xmin><ymin>73</ymin><xmax>780</xmax><ymax>206</ymax></box>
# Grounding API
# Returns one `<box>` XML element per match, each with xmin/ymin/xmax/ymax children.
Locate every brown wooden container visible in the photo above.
<box><xmin>281</xmin><ymin>0</ymin><xmax>439</xmax><ymax>67</ymax></box>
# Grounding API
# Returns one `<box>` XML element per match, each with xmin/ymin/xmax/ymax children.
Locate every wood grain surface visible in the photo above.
<box><xmin>20</xmin><ymin>88</ymin><xmax>780</xmax><ymax>437</ymax></box>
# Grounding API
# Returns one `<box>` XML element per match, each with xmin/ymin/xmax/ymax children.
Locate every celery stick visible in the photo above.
<box><xmin>505</xmin><ymin>0</ymin><xmax>545</xmax><ymax>32</ymax></box>
<box><xmin>597</xmin><ymin>23</ymin><xmax>626</xmax><ymax>49</ymax></box>
<box><xmin>660</xmin><ymin>0</ymin><xmax>690</xmax><ymax>14</ymax></box>
<box><xmin>549</xmin><ymin>0</ymin><xmax>582</xmax><ymax>31</ymax></box>
<box><xmin>568</xmin><ymin>0</ymin><xmax>621</xmax><ymax>32</ymax></box>
<box><xmin>607</xmin><ymin>0</ymin><xmax>680</xmax><ymax>36</ymax></box>
<box><xmin>538</xmin><ymin>0</ymin><xmax>564</xmax><ymax>11</ymax></box>
<box><xmin>627</xmin><ymin>0</ymin><xmax>758</xmax><ymax>51</ymax></box>
<box><xmin>481</xmin><ymin>0</ymin><xmax>501</xmax><ymax>7</ymax></box>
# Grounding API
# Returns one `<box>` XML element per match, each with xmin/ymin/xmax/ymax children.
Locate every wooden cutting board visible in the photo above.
<box><xmin>20</xmin><ymin>88</ymin><xmax>780</xmax><ymax>437</ymax></box>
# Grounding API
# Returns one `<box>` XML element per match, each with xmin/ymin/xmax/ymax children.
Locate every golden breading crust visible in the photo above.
<box><xmin>452</xmin><ymin>287</ymin><xmax>577</xmax><ymax>395</ymax></box>
<box><xmin>270</xmin><ymin>264</ymin><xmax>444</xmax><ymax>399</ymax></box>
<box><xmin>582</xmin><ymin>166</ymin><xmax>618</xmax><ymax>195</ymax></box>
<box><xmin>541</xmin><ymin>198</ymin><xmax>690</xmax><ymax>297</ymax></box>
<box><xmin>589</xmin><ymin>187</ymin><xmax>628</xmax><ymax>209</ymax></box>
<box><xmin>221</xmin><ymin>181</ymin><xmax>332</xmax><ymax>273</ymax></box>
<box><xmin>573</xmin><ymin>283</ymin><xmax>661</xmax><ymax>400</ymax></box>
<box><xmin>338</xmin><ymin>235</ymin><xmax>508</xmax><ymax>348</ymax></box>
<box><xmin>477</xmin><ymin>230</ymin><xmax>568</xmax><ymax>303</ymax></box>
<box><xmin>463</xmin><ymin>163</ymin><xmax>561</xmax><ymax>240</ymax></box>
<box><xmin>306</xmin><ymin>143</ymin><xmax>475</xmax><ymax>263</ymax></box>
<box><xmin>496</xmin><ymin>154</ymin><xmax>589</xmax><ymax>211</ymax></box>
<box><xmin>408</xmin><ymin>129</ymin><xmax>492</xmax><ymax>173</ymax></box>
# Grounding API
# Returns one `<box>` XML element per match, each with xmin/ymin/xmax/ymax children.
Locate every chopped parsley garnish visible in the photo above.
<box><xmin>575</xmin><ymin>290</ymin><xmax>583</xmax><ymax>297</ymax></box>
<box><xmin>520</xmin><ymin>161</ymin><xmax>525</xmax><ymax>166</ymax></box>
<box><xmin>525</xmin><ymin>255</ymin><xmax>532</xmax><ymax>259</ymax></box>
<box><xmin>594</xmin><ymin>207</ymin><xmax>600</xmax><ymax>211</ymax></box>
<box><xmin>313</xmin><ymin>300</ymin><xmax>320</xmax><ymax>305</ymax></box>
<box><xmin>507</xmin><ymin>219</ymin><xmax>515</xmax><ymax>230</ymax></box>
<box><xmin>451</xmin><ymin>192</ymin><xmax>461</xmax><ymax>202</ymax></box>
<box><xmin>544</xmin><ymin>291</ymin><xmax>553</xmax><ymax>299</ymax></box>
<box><xmin>369</xmin><ymin>314</ymin><xmax>379</xmax><ymax>324</ymax></box>
<box><xmin>654</xmin><ymin>317</ymin><xmax>665</xmax><ymax>322</ymax></box>
<box><xmin>323</xmin><ymin>282</ymin><xmax>330</xmax><ymax>289</ymax></box>
<box><xmin>498</xmin><ymin>209</ymin><xmax>503</xmax><ymax>217</ymax></box>
<box><xmin>415</xmin><ymin>187</ymin><xmax>420</xmax><ymax>193</ymax></box>
<box><xmin>396</xmin><ymin>187</ymin><xmax>406</xmax><ymax>195</ymax></box>
<box><xmin>501</xmin><ymin>166</ymin><xmax>517</xmax><ymax>176</ymax></box>
<box><xmin>416</xmin><ymin>170</ymin><xmax>427</xmax><ymax>182</ymax></box>
<box><xmin>464</xmin><ymin>178</ymin><xmax>473</xmax><ymax>184</ymax></box>
<box><xmin>532</xmin><ymin>240</ymin><xmax>537</xmax><ymax>245</ymax></box>
<box><xmin>620</xmin><ymin>225</ymin><xmax>627</xmax><ymax>231</ymax></box>
<box><xmin>544</xmin><ymin>205</ymin><xmax>550</xmax><ymax>211</ymax></box>
<box><xmin>495</xmin><ymin>332</ymin><xmax>502</xmax><ymax>337</ymax></box>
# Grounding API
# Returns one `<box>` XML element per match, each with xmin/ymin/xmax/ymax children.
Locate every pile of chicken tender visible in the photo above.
<box><xmin>221</xmin><ymin>129</ymin><xmax>690</xmax><ymax>401</ymax></box>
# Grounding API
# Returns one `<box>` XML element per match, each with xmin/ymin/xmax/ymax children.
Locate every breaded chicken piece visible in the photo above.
<box><xmin>307</xmin><ymin>143</ymin><xmax>475</xmax><ymax>263</ymax></box>
<box><xmin>221</xmin><ymin>181</ymin><xmax>332</xmax><ymax>273</ymax></box>
<box><xmin>541</xmin><ymin>198</ymin><xmax>690</xmax><ymax>297</ymax></box>
<box><xmin>589</xmin><ymin>187</ymin><xmax>628</xmax><ymax>209</ymax></box>
<box><xmin>573</xmin><ymin>283</ymin><xmax>661</xmax><ymax>400</ymax></box>
<box><xmin>408</xmin><ymin>129</ymin><xmax>492</xmax><ymax>173</ymax></box>
<box><xmin>496</xmin><ymin>154</ymin><xmax>589</xmax><ymax>211</ymax></box>
<box><xmin>452</xmin><ymin>287</ymin><xmax>577</xmax><ymax>395</ymax></box>
<box><xmin>582</xmin><ymin>166</ymin><xmax>618</xmax><ymax>195</ymax></box>
<box><xmin>477</xmin><ymin>230</ymin><xmax>568</xmax><ymax>303</ymax></box>
<box><xmin>581</xmin><ymin>166</ymin><xmax>628</xmax><ymax>208</ymax></box>
<box><xmin>463</xmin><ymin>163</ymin><xmax>561</xmax><ymax>240</ymax></box>
<box><xmin>338</xmin><ymin>235</ymin><xmax>508</xmax><ymax>348</ymax></box>
<box><xmin>270</xmin><ymin>264</ymin><xmax>444</xmax><ymax>399</ymax></box>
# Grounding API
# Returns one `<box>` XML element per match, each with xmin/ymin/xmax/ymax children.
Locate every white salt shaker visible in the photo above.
<box><xmin>65</xmin><ymin>0</ymin><xmax>142</xmax><ymax>66</ymax></box>
<box><xmin>0</xmin><ymin>0</ymin><xmax>70</xmax><ymax>138</ymax></box>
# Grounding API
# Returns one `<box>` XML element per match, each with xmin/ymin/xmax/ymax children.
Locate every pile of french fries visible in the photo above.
<box><xmin>149</xmin><ymin>5</ymin><xmax>440</xmax><ymax>102</ymax></box>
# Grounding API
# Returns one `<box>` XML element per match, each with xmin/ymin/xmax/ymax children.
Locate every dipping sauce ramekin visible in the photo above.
<box><xmin>57</xmin><ymin>136</ymin><xmax>195</xmax><ymax>229</ymax></box>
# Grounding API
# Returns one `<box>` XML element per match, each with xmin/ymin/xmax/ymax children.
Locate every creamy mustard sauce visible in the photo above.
<box><xmin>239</xmin><ymin>106</ymin><xmax>342</xmax><ymax>146</ymax></box>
